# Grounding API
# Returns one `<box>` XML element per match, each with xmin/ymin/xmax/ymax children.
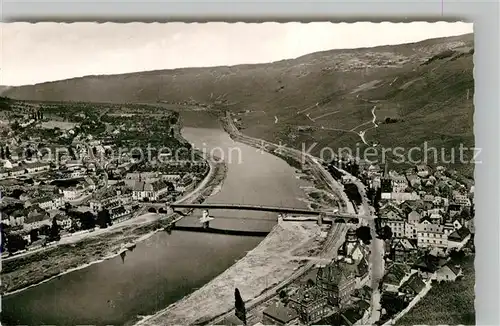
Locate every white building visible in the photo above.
<box><xmin>132</xmin><ymin>180</ymin><xmax>170</xmax><ymax>201</ymax></box>
<box><xmin>63</xmin><ymin>188</ymin><xmax>83</xmax><ymax>201</ymax></box>
<box><xmin>416</xmin><ymin>220</ymin><xmax>447</xmax><ymax>249</ymax></box>
<box><xmin>8</xmin><ymin>166</ymin><xmax>26</xmax><ymax>177</ymax></box>
<box><xmin>447</xmin><ymin>227</ymin><xmax>472</xmax><ymax>250</ymax></box>
<box><xmin>390</xmin><ymin>192</ymin><xmax>420</xmax><ymax>202</ymax></box>
<box><xmin>25</xmin><ymin>162</ymin><xmax>51</xmax><ymax>174</ymax></box>
<box><xmin>453</xmin><ymin>193</ymin><xmax>471</xmax><ymax>207</ymax></box>
<box><xmin>391</xmin><ymin>175</ymin><xmax>408</xmax><ymax>193</ymax></box>
<box><xmin>33</xmin><ymin>196</ymin><xmax>64</xmax><ymax>210</ymax></box>
<box><xmin>380</xmin><ymin>215</ymin><xmax>406</xmax><ymax>238</ymax></box>
<box><xmin>161</xmin><ymin>174</ymin><xmax>182</xmax><ymax>182</ymax></box>
<box><xmin>404</xmin><ymin>222</ymin><xmax>417</xmax><ymax>239</ymax></box>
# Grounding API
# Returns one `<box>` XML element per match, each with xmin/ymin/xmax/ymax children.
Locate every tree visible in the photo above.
<box><xmin>0</xmin><ymin>223</ymin><xmax>7</xmax><ymax>253</ymax></box>
<box><xmin>38</xmin><ymin>224</ymin><xmax>51</xmax><ymax>237</ymax></box>
<box><xmin>97</xmin><ymin>209</ymin><xmax>112</xmax><ymax>228</ymax></box>
<box><xmin>234</xmin><ymin>288</ymin><xmax>246</xmax><ymax>325</ymax></box>
<box><xmin>0</xmin><ymin>147</ymin><xmax>4</xmax><ymax>159</ymax></box>
<box><xmin>378</xmin><ymin>225</ymin><xmax>393</xmax><ymax>240</ymax></box>
<box><xmin>49</xmin><ymin>216</ymin><xmax>61</xmax><ymax>242</ymax></box>
<box><xmin>29</xmin><ymin>228</ymin><xmax>39</xmax><ymax>243</ymax></box>
<box><xmin>166</xmin><ymin>181</ymin><xmax>175</xmax><ymax>192</ymax></box>
<box><xmin>80</xmin><ymin>212</ymin><xmax>96</xmax><ymax>230</ymax></box>
<box><xmin>6</xmin><ymin>233</ymin><xmax>27</xmax><ymax>254</ymax></box>
<box><xmin>356</xmin><ymin>226</ymin><xmax>372</xmax><ymax>245</ymax></box>
<box><xmin>5</xmin><ymin>146</ymin><xmax>10</xmax><ymax>159</ymax></box>
<box><xmin>459</xmin><ymin>207</ymin><xmax>471</xmax><ymax>221</ymax></box>
<box><xmin>279</xmin><ymin>289</ymin><xmax>289</xmax><ymax>304</ymax></box>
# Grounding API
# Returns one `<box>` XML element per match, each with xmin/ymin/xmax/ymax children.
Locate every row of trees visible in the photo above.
<box><xmin>0</xmin><ymin>208</ymin><xmax>114</xmax><ymax>254</ymax></box>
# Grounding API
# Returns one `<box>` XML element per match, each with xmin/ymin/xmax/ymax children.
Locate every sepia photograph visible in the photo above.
<box><xmin>1</xmin><ymin>22</ymin><xmax>474</xmax><ymax>326</ymax></box>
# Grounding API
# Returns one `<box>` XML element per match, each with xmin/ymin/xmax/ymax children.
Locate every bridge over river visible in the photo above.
<box><xmin>168</xmin><ymin>203</ymin><xmax>374</xmax><ymax>222</ymax></box>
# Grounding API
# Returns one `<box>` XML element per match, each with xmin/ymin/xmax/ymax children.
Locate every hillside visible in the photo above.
<box><xmin>2</xmin><ymin>33</ymin><xmax>474</xmax><ymax>178</ymax></box>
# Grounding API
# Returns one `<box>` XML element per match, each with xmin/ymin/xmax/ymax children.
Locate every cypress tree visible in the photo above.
<box><xmin>234</xmin><ymin>288</ymin><xmax>246</xmax><ymax>325</ymax></box>
<box><xmin>49</xmin><ymin>216</ymin><xmax>61</xmax><ymax>241</ymax></box>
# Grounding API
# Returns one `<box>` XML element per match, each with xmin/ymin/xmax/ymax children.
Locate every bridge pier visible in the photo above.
<box><xmin>317</xmin><ymin>213</ymin><xmax>325</xmax><ymax>226</ymax></box>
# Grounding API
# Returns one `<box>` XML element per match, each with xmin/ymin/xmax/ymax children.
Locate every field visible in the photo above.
<box><xmin>396</xmin><ymin>254</ymin><xmax>475</xmax><ymax>325</ymax></box>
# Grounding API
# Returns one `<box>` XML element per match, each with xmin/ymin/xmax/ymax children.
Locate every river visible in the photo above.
<box><xmin>1</xmin><ymin>113</ymin><xmax>312</xmax><ymax>326</ymax></box>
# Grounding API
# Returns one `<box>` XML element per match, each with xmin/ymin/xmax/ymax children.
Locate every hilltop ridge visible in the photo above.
<box><xmin>2</xmin><ymin>33</ymin><xmax>474</xmax><ymax>178</ymax></box>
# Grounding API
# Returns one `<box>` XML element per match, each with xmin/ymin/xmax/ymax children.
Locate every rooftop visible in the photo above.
<box><xmin>262</xmin><ymin>302</ymin><xmax>298</xmax><ymax>323</ymax></box>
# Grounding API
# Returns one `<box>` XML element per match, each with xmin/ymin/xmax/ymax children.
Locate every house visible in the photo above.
<box><xmin>423</xmin><ymin>194</ymin><xmax>435</xmax><ymax>202</ymax></box>
<box><xmin>315</xmin><ymin>260</ymin><xmax>357</xmax><ymax>306</ymax></box>
<box><xmin>176</xmin><ymin>176</ymin><xmax>195</xmax><ymax>193</ymax></box>
<box><xmin>464</xmin><ymin>218</ymin><xmax>475</xmax><ymax>234</ymax></box>
<box><xmin>390</xmin><ymin>192</ymin><xmax>420</xmax><ymax>202</ymax></box>
<box><xmin>55</xmin><ymin>214</ymin><xmax>72</xmax><ymax>229</ymax></box>
<box><xmin>391</xmin><ymin>175</ymin><xmax>408</xmax><ymax>193</ymax></box>
<box><xmin>391</xmin><ymin>238</ymin><xmax>418</xmax><ymax>263</ymax></box>
<box><xmin>436</xmin><ymin>263</ymin><xmax>462</xmax><ymax>282</ymax></box>
<box><xmin>399</xmin><ymin>274</ymin><xmax>426</xmax><ymax>299</ymax></box>
<box><xmin>380</xmin><ymin>213</ymin><xmax>406</xmax><ymax>238</ymax></box>
<box><xmin>25</xmin><ymin>162</ymin><xmax>51</xmax><ymax>174</ymax></box>
<box><xmin>161</xmin><ymin>174</ymin><xmax>182</xmax><ymax>182</ymax></box>
<box><xmin>63</xmin><ymin>187</ymin><xmax>84</xmax><ymax>201</ymax></box>
<box><xmin>5</xmin><ymin>209</ymin><xmax>25</xmax><ymax>226</ymax></box>
<box><xmin>125</xmin><ymin>172</ymin><xmax>159</xmax><ymax>181</ymax></box>
<box><xmin>407</xmin><ymin>210</ymin><xmax>421</xmax><ymax>225</ymax></box>
<box><xmin>404</xmin><ymin>221</ymin><xmax>417</xmax><ymax>239</ymax></box>
<box><xmin>288</xmin><ymin>287</ymin><xmax>330</xmax><ymax>324</ymax></box>
<box><xmin>109</xmin><ymin>206</ymin><xmax>131</xmax><ymax>221</ymax></box>
<box><xmin>337</xmin><ymin>228</ymin><xmax>366</xmax><ymax>264</ymax></box>
<box><xmin>417</xmin><ymin>220</ymin><xmax>447</xmax><ymax>249</ymax></box>
<box><xmin>451</xmin><ymin>219</ymin><xmax>463</xmax><ymax>230</ymax></box>
<box><xmin>411</xmin><ymin>255</ymin><xmax>441</xmax><ymax>279</ymax></box>
<box><xmin>340</xmin><ymin>304</ymin><xmax>368</xmax><ymax>326</ymax></box>
<box><xmin>353</xmin><ymin>286</ymin><xmax>372</xmax><ymax>304</ymax></box>
<box><xmin>453</xmin><ymin>193</ymin><xmax>471</xmax><ymax>207</ymax></box>
<box><xmin>132</xmin><ymin>180</ymin><xmax>170</xmax><ymax>201</ymax></box>
<box><xmin>447</xmin><ymin>227</ymin><xmax>471</xmax><ymax>250</ymax></box>
<box><xmin>29</xmin><ymin>195</ymin><xmax>64</xmax><ymax>211</ymax></box>
<box><xmin>382</xmin><ymin>263</ymin><xmax>410</xmax><ymax>293</ymax></box>
<box><xmin>9</xmin><ymin>166</ymin><xmax>26</xmax><ymax>177</ymax></box>
<box><xmin>367</xmin><ymin>164</ymin><xmax>381</xmax><ymax>177</ymax></box>
<box><xmin>262</xmin><ymin>302</ymin><xmax>299</xmax><ymax>326</ymax></box>
<box><xmin>23</xmin><ymin>209</ymin><xmax>51</xmax><ymax>230</ymax></box>
<box><xmin>406</xmin><ymin>174</ymin><xmax>421</xmax><ymax>188</ymax></box>
<box><xmin>429</xmin><ymin>213</ymin><xmax>443</xmax><ymax>224</ymax></box>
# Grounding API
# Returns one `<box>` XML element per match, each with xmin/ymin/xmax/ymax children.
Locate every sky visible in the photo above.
<box><xmin>0</xmin><ymin>22</ymin><xmax>473</xmax><ymax>86</ymax></box>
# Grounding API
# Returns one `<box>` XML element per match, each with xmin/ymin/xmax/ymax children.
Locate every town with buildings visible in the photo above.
<box><xmin>223</xmin><ymin>157</ymin><xmax>475</xmax><ymax>326</ymax></box>
<box><xmin>0</xmin><ymin>99</ymin><xmax>209</xmax><ymax>257</ymax></box>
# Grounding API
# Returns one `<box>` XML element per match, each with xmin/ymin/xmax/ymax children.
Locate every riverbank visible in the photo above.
<box><xmin>136</xmin><ymin>221</ymin><xmax>329</xmax><ymax>326</ymax></box>
<box><xmin>136</xmin><ymin>113</ymin><xmax>357</xmax><ymax>326</ymax></box>
<box><xmin>1</xmin><ymin>159</ymin><xmax>227</xmax><ymax>296</ymax></box>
